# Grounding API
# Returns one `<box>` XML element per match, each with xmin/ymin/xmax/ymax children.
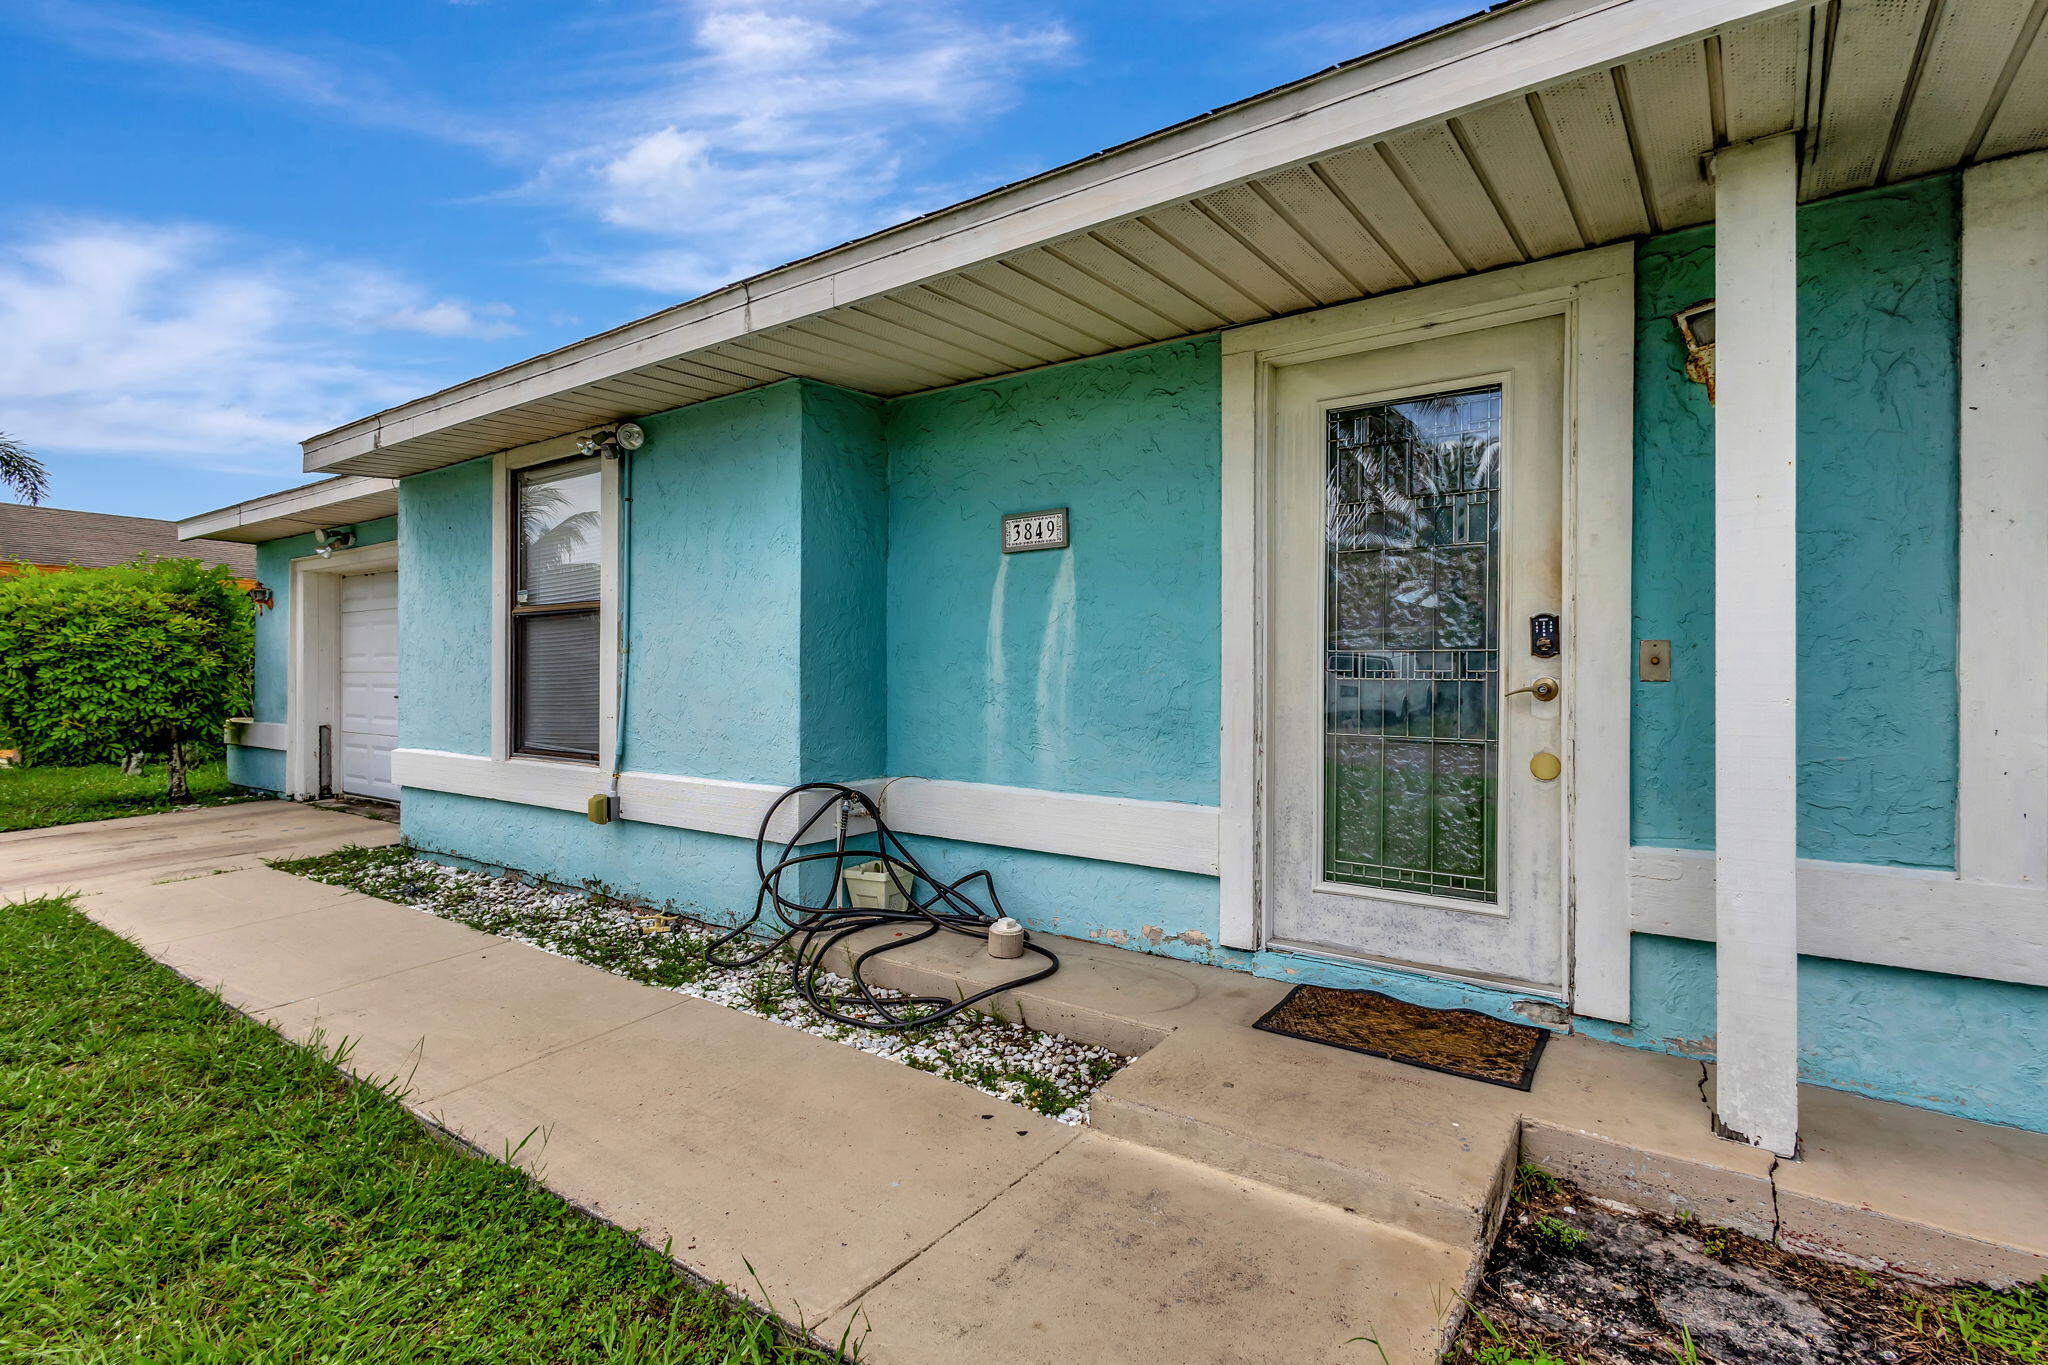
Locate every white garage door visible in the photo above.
<box><xmin>338</xmin><ymin>571</ymin><xmax>399</xmax><ymax>802</ymax></box>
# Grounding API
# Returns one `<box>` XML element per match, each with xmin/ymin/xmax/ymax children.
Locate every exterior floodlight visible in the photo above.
<box><xmin>578</xmin><ymin>422</ymin><xmax>643</xmax><ymax>460</ymax></box>
<box><xmin>312</xmin><ymin>526</ymin><xmax>357</xmax><ymax>559</ymax></box>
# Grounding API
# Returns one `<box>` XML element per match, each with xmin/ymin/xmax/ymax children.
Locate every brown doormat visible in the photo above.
<box><xmin>1252</xmin><ymin>984</ymin><xmax>1549</xmax><ymax>1090</ymax></box>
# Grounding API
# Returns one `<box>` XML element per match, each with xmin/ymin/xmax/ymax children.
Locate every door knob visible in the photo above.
<box><xmin>1505</xmin><ymin>677</ymin><xmax>1560</xmax><ymax>703</ymax></box>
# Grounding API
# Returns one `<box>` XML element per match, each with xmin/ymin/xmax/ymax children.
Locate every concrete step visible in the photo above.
<box><xmin>1093</xmin><ymin>1024</ymin><xmax>1522</xmax><ymax>1249</ymax></box>
<box><xmin>819</xmin><ymin>924</ymin><xmax>1522</xmax><ymax>1245</ymax></box>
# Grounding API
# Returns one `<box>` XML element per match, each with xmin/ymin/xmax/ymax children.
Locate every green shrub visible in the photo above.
<box><xmin>0</xmin><ymin>558</ymin><xmax>253</xmax><ymax>796</ymax></box>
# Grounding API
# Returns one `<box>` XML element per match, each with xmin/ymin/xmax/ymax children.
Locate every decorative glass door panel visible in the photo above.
<box><xmin>1324</xmin><ymin>387</ymin><xmax>1501</xmax><ymax>902</ymax></box>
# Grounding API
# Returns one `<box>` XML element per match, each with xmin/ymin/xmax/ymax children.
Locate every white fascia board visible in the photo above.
<box><xmin>303</xmin><ymin>0</ymin><xmax>1806</xmax><ymax>475</ymax></box>
<box><xmin>178</xmin><ymin>477</ymin><xmax>400</xmax><ymax>544</ymax></box>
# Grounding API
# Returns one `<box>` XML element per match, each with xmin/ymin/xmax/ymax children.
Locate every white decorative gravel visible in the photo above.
<box><xmin>285</xmin><ymin>850</ymin><xmax>1128</xmax><ymax>1125</ymax></box>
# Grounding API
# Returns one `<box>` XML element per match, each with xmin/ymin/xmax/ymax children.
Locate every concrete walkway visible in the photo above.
<box><xmin>8</xmin><ymin>803</ymin><xmax>2046</xmax><ymax>1363</ymax></box>
<box><xmin>5</xmin><ymin>804</ymin><xmax>1462</xmax><ymax>1363</ymax></box>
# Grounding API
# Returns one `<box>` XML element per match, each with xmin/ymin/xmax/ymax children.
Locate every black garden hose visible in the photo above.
<box><xmin>703</xmin><ymin>782</ymin><xmax>1059</xmax><ymax>1030</ymax></box>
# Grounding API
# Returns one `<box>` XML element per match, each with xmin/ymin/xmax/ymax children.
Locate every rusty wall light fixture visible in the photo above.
<box><xmin>1674</xmin><ymin>300</ymin><xmax>1716</xmax><ymax>403</ymax></box>
<box><xmin>313</xmin><ymin>525</ymin><xmax>357</xmax><ymax>559</ymax></box>
<box><xmin>246</xmin><ymin>582</ymin><xmax>274</xmax><ymax>612</ymax></box>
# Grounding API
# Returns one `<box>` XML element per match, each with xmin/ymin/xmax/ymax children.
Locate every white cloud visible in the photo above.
<box><xmin>517</xmin><ymin>0</ymin><xmax>1077</xmax><ymax>293</ymax></box>
<box><xmin>20</xmin><ymin>0</ymin><xmax>510</xmax><ymax>151</ymax></box>
<box><xmin>0</xmin><ymin>218</ymin><xmax>519</xmax><ymax>471</ymax></box>
<box><xmin>20</xmin><ymin>1</ymin><xmax>1073</xmax><ymax>300</ymax></box>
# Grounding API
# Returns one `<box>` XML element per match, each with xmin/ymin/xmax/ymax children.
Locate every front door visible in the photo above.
<box><xmin>1267</xmin><ymin>317</ymin><xmax>1566</xmax><ymax>993</ymax></box>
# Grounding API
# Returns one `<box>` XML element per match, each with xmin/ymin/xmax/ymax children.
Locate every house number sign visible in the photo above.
<box><xmin>1001</xmin><ymin>507</ymin><xmax>1069</xmax><ymax>553</ymax></box>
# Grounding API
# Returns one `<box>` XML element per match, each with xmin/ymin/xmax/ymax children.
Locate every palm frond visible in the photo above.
<box><xmin>0</xmin><ymin>434</ymin><xmax>50</xmax><ymax>505</ymax></box>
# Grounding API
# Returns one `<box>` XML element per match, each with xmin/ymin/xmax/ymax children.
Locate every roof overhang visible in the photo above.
<box><xmin>301</xmin><ymin>0</ymin><xmax>2048</xmax><ymax>480</ymax></box>
<box><xmin>177</xmin><ymin>476</ymin><xmax>399</xmax><ymax>544</ymax></box>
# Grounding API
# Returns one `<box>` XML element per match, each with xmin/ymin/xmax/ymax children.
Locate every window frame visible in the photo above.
<box><xmin>510</xmin><ymin>453</ymin><xmax>603</xmax><ymax>760</ymax></box>
<box><xmin>492</xmin><ymin>436</ymin><xmax>619</xmax><ymax>770</ymax></box>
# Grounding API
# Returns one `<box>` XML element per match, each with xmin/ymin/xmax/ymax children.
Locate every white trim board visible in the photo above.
<box><xmin>395</xmin><ymin>749</ymin><xmax>853</xmax><ymax>846</ymax></box>
<box><xmin>1218</xmin><ymin>246</ymin><xmax>1637</xmax><ymax>1022</ymax></box>
<box><xmin>390</xmin><ymin>750</ymin><xmax>1220</xmax><ymax>876</ymax></box>
<box><xmin>1629</xmin><ymin>847</ymin><xmax>2048</xmax><ymax>991</ymax></box>
<box><xmin>225</xmin><ymin>720</ymin><xmax>288</xmax><ymax>751</ymax></box>
<box><xmin>1958</xmin><ymin>152</ymin><xmax>2048</xmax><ymax>889</ymax></box>
<box><xmin>391</xmin><ymin>746</ymin><xmax>2048</xmax><ymax>987</ymax></box>
<box><xmin>869</xmin><ymin>778</ymin><xmax>1218</xmax><ymax>876</ymax></box>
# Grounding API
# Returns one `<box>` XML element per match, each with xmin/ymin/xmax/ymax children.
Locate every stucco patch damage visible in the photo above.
<box><xmin>1092</xmin><ymin>925</ymin><xmax>1213</xmax><ymax>949</ymax></box>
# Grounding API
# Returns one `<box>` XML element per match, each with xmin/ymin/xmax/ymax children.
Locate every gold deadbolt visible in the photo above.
<box><xmin>1530</xmin><ymin>751</ymin><xmax>1562</xmax><ymax>782</ymax></box>
<box><xmin>1505</xmin><ymin>676</ymin><xmax>1561</xmax><ymax>703</ymax></box>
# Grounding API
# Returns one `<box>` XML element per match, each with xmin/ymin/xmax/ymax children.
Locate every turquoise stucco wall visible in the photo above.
<box><xmin>226</xmin><ymin>743</ymin><xmax>284</xmax><ymax>793</ymax></box>
<box><xmin>799</xmin><ymin>383</ymin><xmax>890</xmax><ymax>782</ymax></box>
<box><xmin>1582</xmin><ymin>935</ymin><xmax>2048</xmax><ymax>1133</ymax></box>
<box><xmin>401</xmin><ymin>379</ymin><xmax>889</xmax><ymax>914</ymax></box>
<box><xmin>407</xmin><ymin>787</ymin><xmax>761</xmax><ymax>922</ymax></box>
<box><xmin>386</xmin><ymin>189</ymin><xmax>2048</xmax><ymax>1133</ymax></box>
<box><xmin>400</xmin><ymin>462</ymin><xmax>492</xmax><ymax>757</ymax></box>
<box><xmin>622</xmin><ymin>383</ymin><xmax>805</xmax><ymax>783</ymax></box>
<box><xmin>884</xmin><ymin>338</ymin><xmax>1222</xmax><ymax>805</ymax></box>
<box><xmin>1632</xmin><ymin>177</ymin><xmax>1960</xmax><ymax>867</ymax></box>
<box><xmin>227</xmin><ymin>513</ymin><xmax>398</xmax><ymax>792</ymax></box>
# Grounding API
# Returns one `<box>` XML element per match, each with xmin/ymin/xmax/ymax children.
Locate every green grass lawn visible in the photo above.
<box><xmin>0</xmin><ymin>895</ymin><xmax>853</xmax><ymax>1363</ymax></box>
<box><xmin>0</xmin><ymin>758</ymin><xmax>254</xmax><ymax>833</ymax></box>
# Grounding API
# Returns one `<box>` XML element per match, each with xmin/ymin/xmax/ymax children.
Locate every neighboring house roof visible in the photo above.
<box><xmin>293</xmin><ymin>0</ymin><xmax>2048</xmax><ymax>483</ymax></box>
<box><xmin>0</xmin><ymin>502</ymin><xmax>258</xmax><ymax>576</ymax></box>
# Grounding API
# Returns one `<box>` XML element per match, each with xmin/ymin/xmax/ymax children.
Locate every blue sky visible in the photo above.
<box><xmin>4</xmin><ymin>0</ymin><xmax>1461</xmax><ymax>518</ymax></box>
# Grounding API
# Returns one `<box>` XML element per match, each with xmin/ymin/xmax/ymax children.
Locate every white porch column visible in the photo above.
<box><xmin>1710</xmin><ymin>133</ymin><xmax>1801</xmax><ymax>1158</ymax></box>
<box><xmin>1958</xmin><ymin>153</ymin><xmax>2048</xmax><ymax>889</ymax></box>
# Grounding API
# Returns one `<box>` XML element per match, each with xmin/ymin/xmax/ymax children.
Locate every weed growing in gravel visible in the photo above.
<box><xmin>1463</xmin><ymin>1307</ymin><xmax>1582</xmax><ymax>1365</ymax></box>
<box><xmin>271</xmin><ymin>844</ymin><xmax>1129</xmax><ymax>1123</ymax></box>
<box><xmin>1927</xmin><ymin>1280</ymin><xmax>2048</xmax><ymax>1362</ymax></box>
<box><xmin>1528</xmin><ymin>1215</ymin><xmax>1587</xmax><ymax>1254</ymax></box>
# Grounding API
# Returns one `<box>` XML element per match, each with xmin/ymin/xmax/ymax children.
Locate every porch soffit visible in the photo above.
<box><xmin>176</xmin><ymin>477</ymin><xmax>401</xmax><ymax>545</ymax></box>
<box><xmin>302</xmin><ymin>0</ymin><xmax>2048</xmax><ymax>480</ymax></box>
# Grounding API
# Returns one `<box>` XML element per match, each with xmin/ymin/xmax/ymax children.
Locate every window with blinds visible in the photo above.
<box><xmin>512</xmin><ymin>457</ymin><xmax>602</xmax><ymax>761</ymax></box>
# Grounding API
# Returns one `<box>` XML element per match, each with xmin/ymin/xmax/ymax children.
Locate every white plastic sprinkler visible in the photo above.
<box><xmin>986</xmin><ymin>917</ymin><xmax>1026</xmax><ymax>959</ymax></box>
